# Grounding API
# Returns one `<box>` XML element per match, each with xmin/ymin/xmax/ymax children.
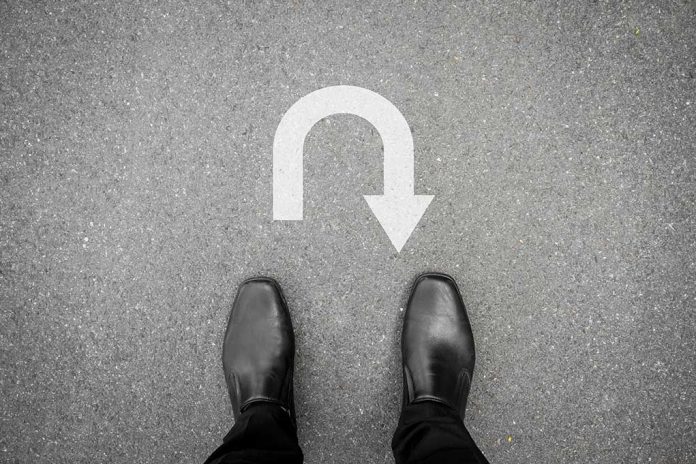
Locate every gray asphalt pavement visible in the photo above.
<box><xmin>1</xmin><ymin>1</ymin><xmax>695</xmax><ymax>463</ymax></box>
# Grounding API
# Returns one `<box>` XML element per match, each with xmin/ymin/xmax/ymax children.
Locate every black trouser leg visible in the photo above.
<box><xmin>392</xmin><ymin>401</ymin><xmax>490</xmax><ymax>464</ymax></box>
<box><xmin>203</xmin><ymin>403</ymin><xmax>304</xmax><ymax>464</ymax></box>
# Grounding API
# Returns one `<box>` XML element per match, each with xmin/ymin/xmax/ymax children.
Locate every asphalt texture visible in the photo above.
<box><xmin>1</xmin><ymin>1</ymin><xmax>695</xmax><ymax>463</ymax></box>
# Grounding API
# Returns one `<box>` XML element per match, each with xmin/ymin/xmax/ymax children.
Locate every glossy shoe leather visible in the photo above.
<box><xmin>401</xmin><ymin>273</ymin><xmax>476</xmax><ymax>420</ymax></box>
<box><xmin>222</xmin><ymin>278</ymin><xmax>296</xmax><ymax>427</ymax></box>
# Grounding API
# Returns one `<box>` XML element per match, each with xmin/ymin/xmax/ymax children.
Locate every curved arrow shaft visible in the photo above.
<box><xmin>273</xmin><ymin>85</ymin><xmax>414</xmax><ymax>220</ymax></box>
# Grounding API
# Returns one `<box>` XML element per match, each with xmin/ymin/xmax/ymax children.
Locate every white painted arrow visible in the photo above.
<box><xmin>273</xmin><ymin>85</ymin><xmax>433</xmax><ymax>252</ymax></box>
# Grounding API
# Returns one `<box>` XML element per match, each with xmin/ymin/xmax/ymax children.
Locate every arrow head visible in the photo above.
<box><xmin>363</xmin><ymin>194</ymin><xmax>434</xmax><ymax>252</ymax></box>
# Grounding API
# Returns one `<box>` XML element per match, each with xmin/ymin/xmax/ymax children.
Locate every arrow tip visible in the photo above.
<box><xmin>363</xmin><ymin>194</ymin><xmax>434</xmax><ymax>252</ymax></box>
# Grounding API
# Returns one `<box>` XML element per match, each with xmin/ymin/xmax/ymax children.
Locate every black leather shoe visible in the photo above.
<box><xmin>401</xmin><ymin>273</ymin><xmax>476</xmax><ymax>420</ymax></box>
<box><xmin>222</xmin><ymin>277</ymin><xmax>296</xmax><ymax>427</ymax></box>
